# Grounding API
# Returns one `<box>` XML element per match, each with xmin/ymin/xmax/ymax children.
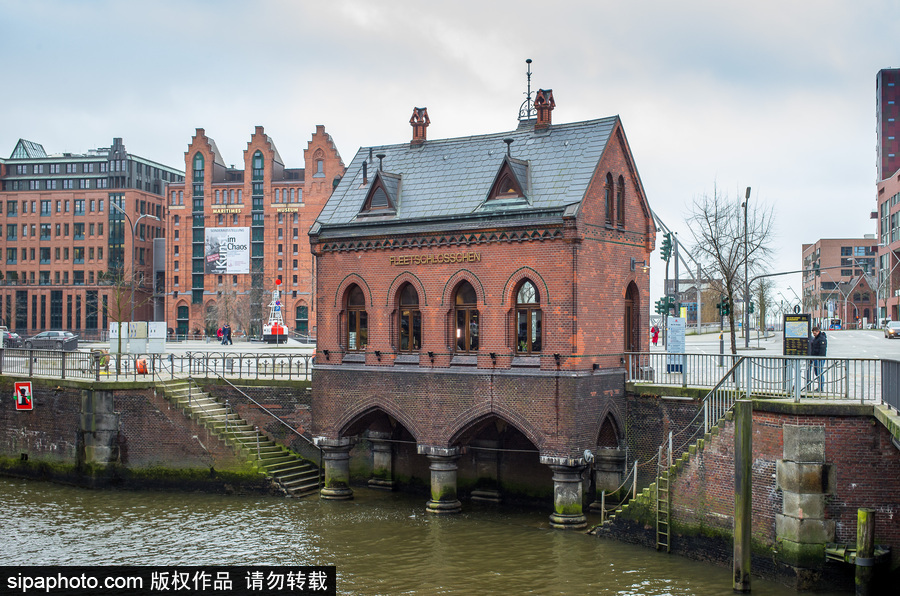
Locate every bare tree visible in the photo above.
<box><xmin>754</xmin><ymin>277</ymin><xmax>775</xmax><ymax>333</ymax></box>
<box><xmin>99</xmin><ymin>269</ymin><xmax>151</xmax><ymax>373</ymax></box>
<box><xmin>686</xmin><ymin>185</ymin><xmax>775</xmax><ymax>354</ymax></box>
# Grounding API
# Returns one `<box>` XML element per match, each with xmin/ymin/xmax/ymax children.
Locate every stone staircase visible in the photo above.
<box><xmin>599</xmin><ymin>411</ymin><xmax>733</xmax><ymax>529</ymax></box>
<box><xmin>158</xmin><ymin>378</ymin><xmax>321</xmax><ymax>498</ymax></box>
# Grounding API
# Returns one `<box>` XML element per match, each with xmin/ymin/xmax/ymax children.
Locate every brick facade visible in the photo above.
<box><xmin>164</xmin><ymin>126</ymin><xmax>344</xmax><ymax>338</ymax></box>
<box><xmin>309</xmin><ymin>102</ymin><xmax>656</xmax><ymax>515</ymax></box>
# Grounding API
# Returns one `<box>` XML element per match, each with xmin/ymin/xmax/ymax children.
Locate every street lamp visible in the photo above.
<box><xmin>743</xmin><ymin>187</ymin><xmax>750</xmax><ymax>348</ymax></box>
<box><xmin>110</xmin><ymin>200</ymin><xmax>160</xmax><ymax>322</ymax></box>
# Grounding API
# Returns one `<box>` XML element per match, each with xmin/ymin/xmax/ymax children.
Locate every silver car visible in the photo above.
<box><xmin>24</xmin><ymin>330</ymin><xmax>79</xmax><ymax>351</ymax></box>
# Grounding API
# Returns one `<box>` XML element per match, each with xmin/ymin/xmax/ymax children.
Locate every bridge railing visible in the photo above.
<box><xmin>627</xmin><ymin>352</ymin><xmax>881</xmax><ymax>404</ymax></box>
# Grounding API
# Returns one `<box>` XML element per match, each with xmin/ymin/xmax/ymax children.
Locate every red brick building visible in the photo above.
<box><xmin>164</xmin><ymin>126</ymin><xmax>344</xmax><ymax>338</ymax></box>
<box><xmin>801</xmin><ymin>237</ymin><xmax>877</xmax><ymax>327</ymax></box>
<box><xmin>0</xmin><ymin>138</ymin><xmax>182</xmax><ymax>337</ymax></box>
<box><xmin>309</xmin><ymin>95</ymin><xmax>656</xmax><ymax>526</ymax></box>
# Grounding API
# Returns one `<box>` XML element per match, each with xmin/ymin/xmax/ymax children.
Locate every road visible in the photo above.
<box><xmin>656</xmin><ymin>329</ymin><xmax>900</xmax><ymax>360</ymax></box>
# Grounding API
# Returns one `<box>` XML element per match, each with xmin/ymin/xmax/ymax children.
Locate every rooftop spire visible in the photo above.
<box><xmin>518</xmin><ymin>58</ymin><xmax>536</xmax><ymax>122</ymax></box>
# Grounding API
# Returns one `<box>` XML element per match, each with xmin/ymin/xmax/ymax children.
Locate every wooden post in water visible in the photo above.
<box><xmin>856</xmin><ymin>508</ymin><xmax>875</xmax><ymax>596</ymax></box>
<box><xmin>733</xmin><ymin>399</ymin><xmax>752</xmax><ymax>592</ymax></box>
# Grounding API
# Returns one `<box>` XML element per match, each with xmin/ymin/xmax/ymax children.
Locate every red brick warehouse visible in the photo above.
<box><xmin>164</xmin><ymin>126</ymin><xmax>344</xmax><ymax>338</ymax></box>
<box><xmin>309</xmin><ymin>89</ymin><xmax>656</xmax><ymax>528</ymax></box>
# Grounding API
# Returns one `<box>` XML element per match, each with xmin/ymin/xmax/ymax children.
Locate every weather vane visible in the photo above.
<box><xmin>518</xmin><ymin>58</ymin><xmax>536</xmax><ymax>121</ymax></box>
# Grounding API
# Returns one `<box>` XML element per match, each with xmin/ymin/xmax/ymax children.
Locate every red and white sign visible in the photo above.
<box><xmin>14</xmin><ymin>382</ymin><xmax>33</xmax><ymax>410</ymax></box>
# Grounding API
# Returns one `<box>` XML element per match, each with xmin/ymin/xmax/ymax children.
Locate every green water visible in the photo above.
<box><xmin>0</xmin><ymin>478</ymin><xmax>846</xmax><ymax>595</ymax></box>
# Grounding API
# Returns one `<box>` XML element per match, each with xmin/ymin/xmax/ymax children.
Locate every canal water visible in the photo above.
<box><xmin>1</xmin><ymin>478</ymin><xmax>846</xmax><ymax>595</ymax></box>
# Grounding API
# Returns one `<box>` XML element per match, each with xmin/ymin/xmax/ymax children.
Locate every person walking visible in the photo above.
<box><xmin>808</xmin><ymin>325</ymin><xmax>827</xmax><ymax>392</ymax></box>
<box><xmin>651</xmin><ymin>325</ymin><xmax>659</xmax><ymax>347</ymax></box>
<box><xmin>224</xmin><ymin>324</ymin><xmax>232</xmax><ymax>346</ymax></box>
<box><xmin>217</xmin><ymin>327</ymin><xmax>223</xmax><ymax>344</ymax></box>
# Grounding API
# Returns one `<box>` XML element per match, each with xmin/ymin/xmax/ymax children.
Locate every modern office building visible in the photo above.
<box><xmin>876</xmin><ymin>69</ymin><xmax>900</xmax><ymax>321</ymax></box>
<box><xmin>0</xmin><ymin>138</ymin><xmax>183</xmax><ymax>337</ymax></box>
<box><xmin>801</xmin><ymin>237</ymin><xmax>877</xmax><ymax>327</ymax></box>
<box><xmin>163</xmin><ymin>126</ymin><xmax>344</xmax><ymax>338</ymax></box>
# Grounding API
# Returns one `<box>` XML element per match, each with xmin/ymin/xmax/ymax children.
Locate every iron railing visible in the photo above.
<box><xmin>0</xmin><ymin>349</ymin><xmax>314</xmax><ymax>382</ymax></box>
<box><xmin>627</xmin><ymin>352</ymin><xmax>881</xmax><ymax>404</ymax></box>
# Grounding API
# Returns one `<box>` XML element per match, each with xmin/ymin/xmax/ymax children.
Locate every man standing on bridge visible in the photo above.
<box><xmin>809</xmin><ymin>326</ymin><xmax>827</xmax><ymax>392</ymax></box>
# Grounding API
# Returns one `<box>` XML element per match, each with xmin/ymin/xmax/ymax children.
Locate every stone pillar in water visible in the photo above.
<box><xmin>367</xmin><ymin>431</ymin><xmax>396</xmax><ymax>490</ymax></box>
<box><xmin>544</xmin><ymin>458</ymin><xmax>587</xmax><ymax>530</ymax></box>
<box><xmin>589</xmin><ymin>447</ymin><xmax>625</xmax><ymax>512</ymax></box>
<box><xmin>419</xmin><ymin>446</ymin><xmax>462</xmax><ymax>514</ymax></box>
<box><xmin>470</xmin><ymin>439</ymin><xmax>502</xmax><ymax>503</ymax></box>
<box><xmin>80</xmin><ymin>390</ymin><xmax>120</xmax><ymax>465</ymax></box>
<box><xmin>317</xmin><ymin>438</ymin><xmax>353</xmax><ymax>500</ymax></box>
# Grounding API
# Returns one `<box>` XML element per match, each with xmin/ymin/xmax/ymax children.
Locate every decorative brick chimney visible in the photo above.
<box><xmin>535</xmin><ymin>89</ymin><xmax>555</xmax><ymax>130</ymax></box>
<box><xmin>410</xmin><ymin>107</ymin><xmax>430</xmax><ymax>146</ymax></box>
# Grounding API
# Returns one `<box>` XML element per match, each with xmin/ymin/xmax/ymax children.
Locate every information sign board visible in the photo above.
<box><xmin>783</xmin><ymin>313</ymin><xmax>811</xmax><ymax>356</ymax></box>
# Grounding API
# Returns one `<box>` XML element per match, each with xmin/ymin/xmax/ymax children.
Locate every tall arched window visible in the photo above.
<box><xmin>515</xmin><ymin>280</ymin><xmax>542</xmax><ymax>353</ymax></box>
<box><xmin>616</xmin><ymin>175</ymin><xmax>625</xmax><ymax>227</ymax></box>
<box><xmin>346</xmin><ymin>284</ymin><xmax>367</xmax><ymax>351</ymax></box>
<box><xmin>605</xmin><ymin>173</ymin><xmax>614</xmax><ymax>225</ymax></box>
<box><xmin>454</xmin><ymin>281</ymin><xmax>478</xmax><ymax>353</ymax></box>
<box><xmin>398</xmin><ymin>283</ymin><xmax>421</xmax><ymax>352</ymax></box>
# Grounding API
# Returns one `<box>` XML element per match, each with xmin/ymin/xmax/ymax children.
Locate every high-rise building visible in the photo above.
<box><xmin>877</xmin><ymin>69</ymin><xmax>900</xmax><ymax>182</ymax></box>
<box><xmin>0</xmin><ymin>138</ymin><xmax>184</xmax><ymax>337</ymax></box>
<box><xmin>164</xmin><ymin>126</ymin><xmax>344</xmax><ymax>339</ymax></box>
<box><xmin>876</xmin><ymin>69</ymin><xmax>900</xmax><ymax>321</ymax></box>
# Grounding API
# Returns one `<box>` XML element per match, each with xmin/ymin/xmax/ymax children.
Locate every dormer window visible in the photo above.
<box><xmin>360</xmin><ymin>171</ymin><xmax>399</xmax><ymax>214</ymax></box>
<box><xmin>486</xmin><ymin>156</ymin><xmax>528</xmax><ymax>203</ymax></box>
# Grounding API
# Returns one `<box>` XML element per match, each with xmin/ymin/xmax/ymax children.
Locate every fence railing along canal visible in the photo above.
<box><xmin>0</xmin><ymin>348</ymin><xmax>314</xmax><ymax>382</ymax></box>
<box><xmin>626</xmin><ymin>352</ymin><xmax>882</xmax><ymax>404</ymax></box>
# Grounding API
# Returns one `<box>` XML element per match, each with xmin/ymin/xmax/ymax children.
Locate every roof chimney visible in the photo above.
<box><xmin>535</xmin><ymin>89</ymin><xmax>555</xmax><ymax>130</ymax></box>
<box><xmin>410</xmin><ymin>107</ymin><xmax>430</xmax><ymax>146</ymax></box>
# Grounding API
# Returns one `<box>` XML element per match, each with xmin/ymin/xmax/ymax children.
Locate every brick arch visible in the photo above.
<box><xmin>439</xmin><ymin>269</ymin><xmax>487</xmax><ymax>307</ymax></box>
<box><xmin>593</xmin><ymin>403</ymin><xmax>625</xmax><ymax>448</ymax></box>
<box><xmin>384</xmin><ymin>272</ymin><xmax>428</xmax><ymax>307</ymax></box>
<box><xmin>332</xmin><ymin>273</ymin><xmax>374</xmax><ymax>308</ymax></box>
<box><xmin>445</xmin><ymin>403</ymin><xmax>546</xmax><ymax>452</ymax></box>
<box><xmin>335</xmin><ymin>399</ymin><xmax>424</xmax><ymax>443</ymax></box>
<box><xmin>502</xmin><ymin>266</ymin><xmax>551</xmax><ymax>306</ymax></box>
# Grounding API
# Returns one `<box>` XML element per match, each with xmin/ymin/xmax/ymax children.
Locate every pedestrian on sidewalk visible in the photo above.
<box><xmin>651</xmin><ymin>325</ymin><xmax>659</xmax><ymax>346</ymax></box>
<box><xmin>217</xmin><ymin>327</ymin><xmax>223</xmax><ymax>344</ymax></box>
<box><xmin>808</xmin><ymin>326</ymin><xmax>827</xmax><ymax>391</ymax></box>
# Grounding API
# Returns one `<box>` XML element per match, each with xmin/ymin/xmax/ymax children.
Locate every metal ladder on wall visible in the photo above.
<box><xmin>656</xmin><ymin>441</ymin><xmax>671</xmax><ymax>553</ymax></box>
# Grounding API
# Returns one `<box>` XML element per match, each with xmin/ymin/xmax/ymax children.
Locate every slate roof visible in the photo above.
<box><xmin>314</xmin><ymin>116</ymin><xmax>618</xmax><ymax>233</ymax></box>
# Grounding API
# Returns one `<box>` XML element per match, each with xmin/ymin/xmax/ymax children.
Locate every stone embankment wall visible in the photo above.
<box><xmin>598</xmin><ymin>399</ymin><xmax>900</xmax><ymax>591</ymax></box>
<box><xmin>0</xmin><ymin>376</ymin><xmax>261</xmax><ymax>492</ymax></box>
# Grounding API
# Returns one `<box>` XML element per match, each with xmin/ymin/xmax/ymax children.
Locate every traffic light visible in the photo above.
<box><xmin>660</xmin><ymin>233</ymin><xmax>672</xmax><ymax>261</ymax></box>
<box><xmin>720</xmin><ymin>298</ymin><xmax>731</xmax><ymax>317</ymax></box>
<box><xmin>666</xmin><ymin>295</ymin><xmax>676</xmax><ymax>311</ymax></box>
<box><xmin>655</xmin><ymin>298</ymin><xmax>666</xmax><ymax>315</ymax></box>
<box><xmin>749</xmin><ymin>302</ymin><xmax>755</xmax><ymax>314</ymax></box>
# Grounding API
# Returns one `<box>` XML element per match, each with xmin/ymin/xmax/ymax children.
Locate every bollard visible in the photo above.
<box><xmin>856</xmin><ymin>508</ymin><xmax>875</xmax><ymax>595</ymax></box>
<box><xmin>719</xmin><ymin>333</ymin><xmax>724</xmax><ymax>366</ymax></box>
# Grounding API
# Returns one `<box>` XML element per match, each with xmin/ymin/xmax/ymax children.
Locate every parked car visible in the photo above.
<box><xmin>24</xmin><ymin>330</ymin><xmax>78</xmax><ymax>351</ymax></box>
<box><xmin>1</xmin><ymin>329</ymin><xmax>22</xmax><ymax>348</ymax></box>
<box><xmin>885</xmin><ymin>321</ymin><xmax>900</xmax><ymax>339</ymax></box>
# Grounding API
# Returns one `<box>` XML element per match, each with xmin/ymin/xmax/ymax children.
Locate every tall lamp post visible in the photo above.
<box><xmin>111</xmin><ymin>201</ymin><xmax>160</xmax><ymax>322</ymax></box>
<box><xmin>743</xmin><ymin>187</ymin><xmax>751</xmax><ymax>348</ymax></box>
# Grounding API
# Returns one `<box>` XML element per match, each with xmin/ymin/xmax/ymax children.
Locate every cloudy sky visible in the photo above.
<box><xmin>2</xmin><ymin>0</ymin><xmax>897</xmax><ymax>315</ymax></box>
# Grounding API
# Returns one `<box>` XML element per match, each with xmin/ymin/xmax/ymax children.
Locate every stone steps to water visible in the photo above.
<box><xmin>158</xmin><ymin>379</ymin><xmax>321</xmax><ymax>498</ymax></box>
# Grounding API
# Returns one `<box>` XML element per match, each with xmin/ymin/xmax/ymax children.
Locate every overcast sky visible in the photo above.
<box><xmin>2</xmin><ymin>0</ymin><xmax>897</xmax><ymax>317</ymax></box>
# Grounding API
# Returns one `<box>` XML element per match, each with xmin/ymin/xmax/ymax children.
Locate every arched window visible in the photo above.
<box><xmin>295</xmin><ymin>305</ymin><xmax>308</xmax><ymax>335</ymax></box>
<box><xmin>192</xmin><ymin>153</ymin><xmax>204</xmax><ymax>181</ymax></box>
<box><xmin>454</xmin><ymin>281</ymin><xmax>478</xmax><ymax>353</ymax></box>
<box><xmin>515</xmin><ymin>280</ymin><xmax>542</xmax><ymax>353</ymax></box>
<box><xmin>605</xmin><ymin>173</ymin><xmax>614</xmax><ymax>225</ymax></box>
<box><xmin>398</xmin><ymin>283</ymin><xmax>421</xmax><ymax>352</ymax></box>
<box><xmin>252</xmin><ymin>151</ymin><xmax>264</xmax><ymax>181</ymax></box>
<box><xmin>616</xmin><ymin>175</ymin><xmax>625</xmax><ymax>227</ymax></box>
<box><xmin>346</xmin><ymin>284</ymin><xmax>367</xmax><ymax>351</ymax></box>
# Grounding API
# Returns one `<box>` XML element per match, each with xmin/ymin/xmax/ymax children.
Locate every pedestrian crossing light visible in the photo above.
<box><xmin>660</xmin><ymin>233</ymin><xmax>673</xmax><ymax>261</ymax></box>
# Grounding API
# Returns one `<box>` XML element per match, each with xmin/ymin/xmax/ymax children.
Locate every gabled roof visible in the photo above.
<box><xmin>316</xmin><ymin>117</ymin><xmax>618</xmax><ymax>228</ymax></box>
<box><xmin>10</xmin><ymin>139</ymin><xmax>47</xmax><ymax>159</ymax></box>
